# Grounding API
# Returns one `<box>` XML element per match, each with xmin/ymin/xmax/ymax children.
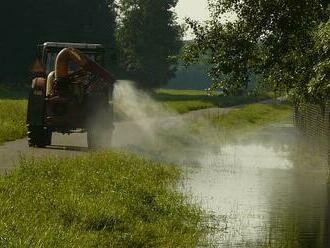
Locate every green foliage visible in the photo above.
<box><xmin>0</xmin><ymin>100</ymin><xmax>27</xmax><ymax>144</ymax></box>
<box><xmin>0</xmin><ymin>152</ymin><xmax>213</xmax><ymax>247</ymax></box>
<box><xmin>184</xmin><ymin>0</ymin><xmax>329</xmax><ymax>102</ymax></box>
<box><xmin>308</xmin><ymin>19</ymin><xmax>330</xmax><ymax>103</ymax></box>
<box><xmin>116</xmin><ymin>0</ymin><xmax>183</xmax><ymax>88</ymax></box>
<box><xmin>184</xmin><ymin>20</ymin><xmax>255</xmax><ymax>95</ymax></box>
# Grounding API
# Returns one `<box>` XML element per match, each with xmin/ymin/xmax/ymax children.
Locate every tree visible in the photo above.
<box><xmin>184</xmin><ymin>0</ymin><xmax>329</xmax><ymax>102</ymax></box>
<box><xmin>116</xmin><ymin>0</ymin><xmax>183</xmax><ymax>88</ymax></box>
<box><xmin>308</xmin><ymin>19</ymin><xmax>330</xmax><ymax>104</ymax></box>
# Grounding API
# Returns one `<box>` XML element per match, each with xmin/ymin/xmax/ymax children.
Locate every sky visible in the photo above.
<box><xmin>175</xmin><ymin>0</ymin><xmax>210</xmax><ymax>23</ymax></box>
<box><xmin>175</xmin><ymin>0</ymin><xmax>236</xmax><ymax>39</ymax></box>
<box><xmin>175</xmin><ymin>0</ymin><xmax>210</xmax><ymax>39</ymax></box>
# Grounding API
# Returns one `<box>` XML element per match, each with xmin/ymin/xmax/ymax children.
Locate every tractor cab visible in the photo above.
<box><xmin>38</xmin><ymin>42</ymin><xmax>105</xmax><ymax>74</ymax></box>
<box><xmin>27</xmin><ymin>42</ymin><xmax>115</xmax><ymax>149</ymax></box>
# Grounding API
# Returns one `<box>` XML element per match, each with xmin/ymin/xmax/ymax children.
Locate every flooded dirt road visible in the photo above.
<box><xmin>182</xmin><ymin>121</ymin><xmax>330</xmax><ymax>247</ymax></box>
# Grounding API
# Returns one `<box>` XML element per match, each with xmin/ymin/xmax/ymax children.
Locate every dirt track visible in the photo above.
<box><xmin>0</xmin><ymin>107</ymin><xmax>232</xmax><ymax>171</ymax></box>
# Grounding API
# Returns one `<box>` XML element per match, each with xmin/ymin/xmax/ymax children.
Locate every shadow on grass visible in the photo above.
<box><xmin>46</xmin><ymin>145</ymin><xmax>90</xmax><ymax>152</ymax></box>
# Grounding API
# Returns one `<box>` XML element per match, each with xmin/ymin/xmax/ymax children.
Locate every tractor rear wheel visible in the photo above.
<box><xmin>27</xmin><ymin>125</ymin><xmax>52</xmax><ymax>148</ymax></box>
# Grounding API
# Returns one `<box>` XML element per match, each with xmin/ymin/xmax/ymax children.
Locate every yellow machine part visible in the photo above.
<box><xmin>46</xmin><ymin>71</ymin><xmax>55</xmax><ymax>96</ymax></box>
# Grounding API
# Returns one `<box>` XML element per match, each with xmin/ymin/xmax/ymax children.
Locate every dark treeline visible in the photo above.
<box><xmin>117</xmin><ymin>0</ymin><xmax>183</xmax><ymax>88</ymax></box>
<box><xmin>1</xmin><ymin>0</ymin><xmax>182</xmax><ymax>88</ymax></box>
<box><xmin>1</xmin><ymin>0</ymin><xmax>116</xmax><ymax>84</ymax></box>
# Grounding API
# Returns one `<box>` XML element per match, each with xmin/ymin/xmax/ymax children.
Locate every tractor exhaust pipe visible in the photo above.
<box><xmin>55</xmin><ymin>47</ymin><xmax>115</xmax><ymax>84</ymax></box>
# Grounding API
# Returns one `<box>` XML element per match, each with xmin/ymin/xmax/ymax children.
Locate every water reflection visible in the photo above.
<box><xmin>184</xmin><ymin>122</ymin><xmax>330</xmax><ymax>247</ymax></box>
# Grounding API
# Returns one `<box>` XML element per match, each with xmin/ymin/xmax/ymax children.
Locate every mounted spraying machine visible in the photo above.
<box><xmin>27</xmin><ymin>42</ymin><xmax>115</xmax><ymax>149</ymax></box>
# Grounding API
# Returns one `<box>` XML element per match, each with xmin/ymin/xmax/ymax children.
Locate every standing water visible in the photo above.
<box><xmin>112</xmin><ymin>81</ymin><xmax>330</xmax><ymax>247</ymax></box>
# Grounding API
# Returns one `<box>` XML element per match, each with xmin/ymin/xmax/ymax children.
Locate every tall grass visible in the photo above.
<box><xmin>0</xmin><ymin>152</ymin><xmax>214</xmax><ymax>247</ymax></box>
<box><xmin>0</xmin><ymin>99</ymin><xmax>27</xmax><ymax>144</ymax></box>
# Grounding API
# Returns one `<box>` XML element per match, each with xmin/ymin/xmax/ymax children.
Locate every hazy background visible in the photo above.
<box><xmin>168</xmin><ymin>1</ymin><xmax>211</xmax><ymax>89</ymax></box>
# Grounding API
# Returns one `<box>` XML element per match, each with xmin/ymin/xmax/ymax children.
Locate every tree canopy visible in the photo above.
<box><xmin>309</xmin><ymin>19</ymin><xmax>330</xmax><ymax>103</ymax></box>
<box><xmin>184</xmin><ymin>0</ymin><xmax>330</xmax><ymax>103</ymax></box>
<box><xmin>116</xmin><ymin>0</ymin><xmax>183</xmax><ymax>88</ymax></box>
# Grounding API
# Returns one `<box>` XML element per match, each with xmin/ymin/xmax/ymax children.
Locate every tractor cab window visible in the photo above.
<box><xmin>44</xmin><ymin>51</ymin><xmax>100</xmax><ymax>75</ymax></box>
<box><xmin>45</xmin><ymin>52</ymin><xmax>57</xmax><ymax>74</ymax></box>
<box><xmin>86</xmin><ymin>54</ymin><xmax>96</xmax><ymax>61</ymax></box>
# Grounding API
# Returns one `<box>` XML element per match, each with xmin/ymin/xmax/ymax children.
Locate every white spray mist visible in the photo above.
<box><xmin>112</xmin><ymin>80</ymin><xmax>223</xmax><ymax>165</ymax></box>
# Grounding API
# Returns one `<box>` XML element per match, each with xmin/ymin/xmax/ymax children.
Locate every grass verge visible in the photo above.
<box><xmin>0</xmin><ymin>152</ymin><xmax>213</xmax><ymax>247</ymax></box>
<box><xmin>212</xmin><ymin>103</ymin><xmax>292</xmax><ymax>133</ymax></box>
<box><xmin>163</xmin><ymin>100</ymin><xmax>215</xmax><ymax>113</ymax></box>
<box><xmin>154</xmin><ymin>89</ymin><xmax>269</xmax><ymax>113</ymax></box>
<box><xmin>0</xmin><ymin>99</ymin><xmax>27</xmax><ymax>144</ymax></box>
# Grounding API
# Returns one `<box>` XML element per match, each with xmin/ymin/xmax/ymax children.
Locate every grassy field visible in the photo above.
<box><xmin>0</xmin><ymin>99</ymin><xmax>27</xmax><ymax>144</ymax></box>
<box><xmin>154</xmin><ymin>89</ymin><xmax>269</xmax><ymax>113</ymax></box>
<box><xmin>0</xmin><ymin>152</ymin><xmax>213</xmax><ymax>247</ymax></box>
<box><xmin>212</xmin><ymin>103</ymin><xmax>292</xmax><ymax>132</ymax></box>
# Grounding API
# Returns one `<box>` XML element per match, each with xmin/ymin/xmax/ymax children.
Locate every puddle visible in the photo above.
<box><xmin>183</xmin><ymin>123</ymin><xmax>330</xmax><ymax>247</ymax></box>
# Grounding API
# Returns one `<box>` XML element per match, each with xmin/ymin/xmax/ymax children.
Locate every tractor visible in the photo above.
<box><xmin>27</xmin><ymin>42</ymin><xmax>115</xmax><ymax>149</ymax></box>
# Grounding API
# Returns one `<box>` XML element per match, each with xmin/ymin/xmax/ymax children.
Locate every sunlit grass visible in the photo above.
<box><xmin>154</xmin><ymin>88</ymin><xmax>269</xmax><ymax>113</ymax></box>
<box><xmin>163</xmin><ymin>100</ymin><xmax>216</xmax><ymax>113</ymax></box>
<box><xmin>213</xmin><ymin>103</ymin><xmax>292</xmax><ymax>132</ymax></box>
<box><xmin>156</xmin><ymin>89</ymin><xmax>209</xmax><ymax>96</ymax></box>
<box><xmin>0</xmin><ymin>99</ymin><xmax>27</xmax><ymax>144</ymax></box>
<box><xmin>0</xmin><ymin>152</ymin><xmax>214</xmax><ymax>247</ymax></box>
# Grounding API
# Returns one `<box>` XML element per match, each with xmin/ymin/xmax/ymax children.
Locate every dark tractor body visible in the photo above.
<box><xmin>27</xmin><ymin>42</ymin><xmax>115</xmax><ymax>149</ymax></box>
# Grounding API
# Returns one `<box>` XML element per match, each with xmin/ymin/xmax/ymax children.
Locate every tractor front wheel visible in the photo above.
<box><xmin>27</xmin><ymin>125</ymin><xmax>52</xmax><ymax>148</ymax></box>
